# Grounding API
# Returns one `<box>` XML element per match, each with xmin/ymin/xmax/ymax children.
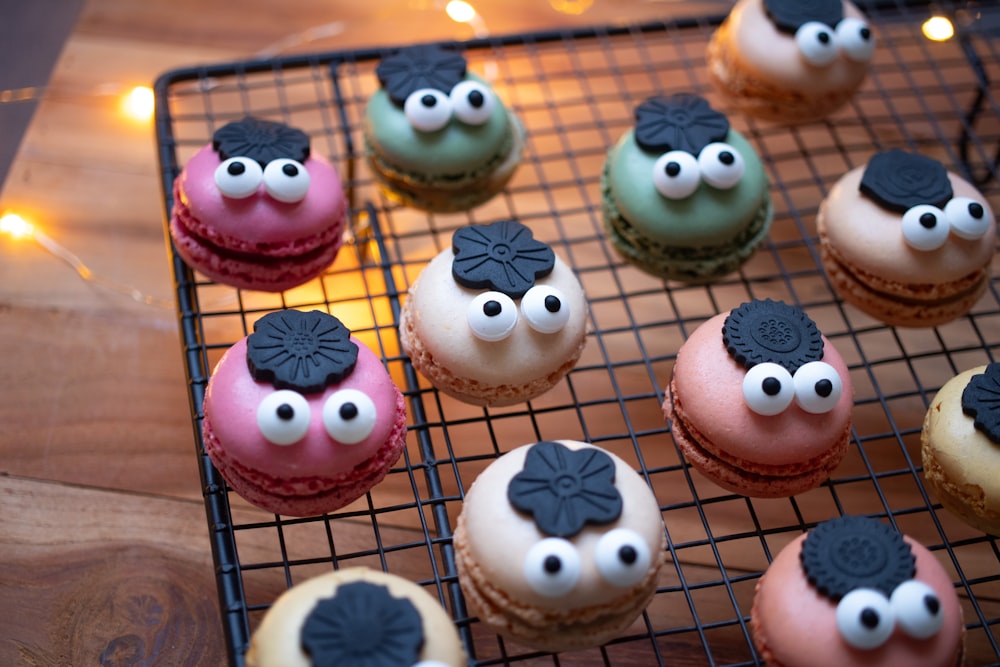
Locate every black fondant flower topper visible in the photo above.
<box><xmin>376</xmin><ymin>44</ymin><xmax>468</xmax><ymax>105</ymax></box>
<box><xmin>246</xmin><ymin>310</ymin><xmax>359</xmax><ymax>394</ymax></box>
<box><xmin>764</xmin><ymin>0</ymin><xmax>843</xmax><ymax>33</ymax></box>
<box><xmin>961</xmin><ymin>363</ymin><xmax>1000</xmax><ymax>444</ymax></box>
<box><xmin>507</xmin><ymin>441</ymin><xmax>623</xmax><ymax>538</ymax></box>
<box><xmin>301</xmin><ymin>581</ymin><xmax>424</xmax><ymax>667</ymax></box>
<box><xmin>722</xmin><ymin>299</ymin><xmax>824</xmax><ymax>373</ymax></box>
<box><xmin>859</xmin><ymin>149</ymin><xmax>953</xmax><ymax>213</ymax></box>
<box><xmin>212</xmin><ymin>117</ymin><xmax>311</xmax><ymax>166</ymax></box>
<box><xmin>452</xmin><ymin>220</ymin><xmax>556</xmax><ymax>299</ymax></box>
<box><xmin>633</xmin><ymin>94</ymin><xmax>730</xmax><ymax>155</ymax></box>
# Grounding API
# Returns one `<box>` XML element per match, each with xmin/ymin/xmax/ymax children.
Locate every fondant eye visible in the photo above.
<box><xmin>836</xmin><ymin>17</ymin><xmax>875</xmax><ymax>62</ymax></box>
<box><xmin>523</xmin><ymin>538</ymin><xmax>581</xmax><ymax>597</ymax></box>
<box><xmin>214</xmin><ymin>157</ymin><xmax>263</xmax><ymax>199</ymax></box>
<box><xmin>698</xmin><ymin>142</ymin><xmax>745</xmax><ymax>190</ymax></box>
<box><xmin>450</xmin><ymin>80</ymin><xmax>495</xmax><ymax>126</ymax></box>
<box><xmin>467</xmin><ymin>291</ymin><xmax>518</xmax><ymax>342</ymax></box>
<box><xmin>322</xmin><ymin>389</ymin><xmax>377</xmax><ymax>445</ymax></box>
<box><xmin>742</xmin><ymin>362</ymin><xmax>795</xmax><ymax>416</ymax></box>
<box><xmin>520</xmin><ymin>285</ymin><xmax>570</xmax><ymax>334</ymax></box>
<box><xmin>890</xmin><ymin>580</ymin><xmax>944</xmax><ymax>640</ymax></box>
<box><xmin>901</xmin><ymin>204</ymin><xmax>949</xmax><ymax>251</ymax></box>
<box><xmin>594</xmin><ymin>528</ymin><xmax>652</xmax><ymax>588</ymax></box>
<box><xmin>944</xmin><ymin>197</ymin><xmax>990</xmax><ymax>240</ymax></box>
<box><xmin>262</xmin><ymin>159</ymin><xmax>310</xmax><ymax>203</ymax></box>
<box><xmin>404</xmin><ymin>88</ymin><xmax>453</xmax><ymax>132</ymax></box>
<box><xmin>792</xmin><ymin>361</ymin><xmax>843</xmax><ymax>414</ymax></box>
<box><xmin>652</xmin><ymin>150</ymin><xmax>700</xmax><ymax>200</ymax></box>
<box><xmin>257</xmin><ymin>390</ymin><xmax>311</xmax><ymax>445</ymax></box>
<box><xmin>836</xmin><ymin>589</ymin><xmax>894</xmax><ymax>650</ymax></box>
<box><xmin>796</xmin><ymin>21</ymin><xmax>839</xmax><ymax>67</ymax></box>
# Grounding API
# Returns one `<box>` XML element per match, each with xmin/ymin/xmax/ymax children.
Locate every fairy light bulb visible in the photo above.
<box><xmin>122</xmin><ymin>85</ymin><xmax>155</xmax><ymax>122</ymax></box>
<box><xmin>446</xmin><ymin>0</ymin><xmax>477</xmax><ymax>24</ymax></box>
<box><xmin>922</xmin><ymin>16</ymin><xmax>955</xmax><ymax>42</ymax></box>
<box><xmin>0</xmin><ymin>212</ymin><xmax>34</xmax><ymax>240</ymax></box>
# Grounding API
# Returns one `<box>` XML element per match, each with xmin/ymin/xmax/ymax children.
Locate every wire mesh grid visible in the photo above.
<box><xmin>153</xmin><ymin>2</ymin><xmax>1000</xmax><ymax>665</ymax></box>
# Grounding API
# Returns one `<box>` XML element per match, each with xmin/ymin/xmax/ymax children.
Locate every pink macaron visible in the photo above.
<box><xmin>170</xmin><ymin>117</ymin><xmax>348</xmax><ymax>292</ymax></box>
<box><xmin>202</xmin><ymin>309</ymin><xmax>407</xmax><ymax>517</ymax></box>
<box><xmin>663</xmin><ymin>299</ymin><xmax>854</xmax><ymax>497</ymax></box>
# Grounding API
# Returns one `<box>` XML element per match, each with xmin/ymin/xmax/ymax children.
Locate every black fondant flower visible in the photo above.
<box><xmin>633</xmin><ymin>94</ymin><xmax>730</xmax><ymax>155</ymax></box>
<box><xmin>246</xmin><ymin>310</ymin><xmax>358</xmax><ymax>394</ymax></box>
<box><xmin>301</xmin><ymin>581</ymin><xmax>424</xmax><ymax>667</ymax></box>
<box><xmin>764</xmin><ymin>0</ymin><xmax>843</xmax><ymax>32</ymax></box>
<box><xmin>212</xmin><ymin>117</ymin><xmax>311</xmax><ymax>166</ymax></box>
<box><xmin>376</xmin><ymin>44</ymin><xmax>468</xmax><ymax>105</ymax></box>
<box><xmin>507</xmin><ymin>441</ymin><xmax>623</xmax><ymax>538</ymax></box>
<box><xmin>451</xmin><ymin>220</ymin><xmax>556</xmax><ymax>299</ymax></box>
<box><xmin>800</xmin><ymin>515</ymin><xmax>914</xmax><ymax>601</ymax></box>
<box><xmin>859</xmin><ymin>149</ymin><xmax>954</xmax><ymax>213</ymax></box>
<box><xmin>722</xmin><ymin>299</ymin><xmax>824</xmax><ymax>373</ymax></box>
<box><xmin>962</xmin><ymin>363</ymin><xmax>1000</xmax><ymax>444</ymax></box>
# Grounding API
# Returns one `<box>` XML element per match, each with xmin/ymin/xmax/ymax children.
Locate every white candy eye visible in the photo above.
<box><xmin>944</xmin><ymin>197</ymin><xmax>990</xmax><ymax>240</ymax></box>
<box><xmin>792</xmin><ymin>361</ymin><xmax>843</xmax><ymax>414</ymax></box>
<box><xmin>742</xmin><ymin>362</ymin><xmax>795</xmax><ymax>416</ymax></box>
<box><xmin>698</xmin><ymin>142</ymin><xmax>745</xmax><ymax>190</ymax></box>
<box><xmin>322</xmin><ymin>389</ymin><xmax>377</xmax><ymax>445</ymax></box>
<box><xmin>263</xmin><ymin>159</ymin><xmax>310</xmax><ymax>203</ymax></box>
<box><xmin>890</xmin><ymin>580</ymin><xmax>944</xmax><ymax>640</ymax></box>
<box><xmin>524</xmin><ymin>538</ymin><xmax>581</xmax><ymax>597</ymax></box>
<box><xmin>652</xmin><ymin>150</ymin><xmax>700</xmax><ymax>200</ymax></box>
<box><xmin>520</xmin><ymin>285</ymin><xmax>570</xmax><ymax>334</ymax></box>
<box><xmin>404</xmin><ymin>88</ymin><xmax>453</xmax><ymax>132</ymax></box>
<box><xmin>836</xmin><ymin>17</ymin><xmax>875</xmax><ymax>62</ymax></box>
<box><xmin>450</xmin><ymin>80</ymin><xmax>495</xmax><ymax>126</ymax></box>
<box><xmin>467</xmin><ymin>291</ymin><xmax>518</xmax><ymax>342</ymax></box>
<box><xmin>837</xmin><ymin>589</ymin><xmax>895</xmax><ymax>650</ymax></box>
<box><xmin>901</xmin><ymin>204</ymin><xmax>949</xmax><ymax>251</ymax></box>
<box><xmin>214</xmin><ymin>157</ymin><xmax>263</xmax><ymax>199</ymax></box>
<box><xmin>595</xmin><ymin>528</ymin><xmax>652</xmax><ymax>588</ymax></box>
<box><xmin>796</xmin><ymin>21</ymin><xmax>839</xmax><ymax>67</ymax></box>
<box><xmin>257</xmin><ymin>390</ymin><xmax>311</xmax><ymax>446</ymax></box>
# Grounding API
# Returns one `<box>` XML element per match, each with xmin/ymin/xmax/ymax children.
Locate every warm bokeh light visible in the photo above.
<box><xmin>549</xmin><ymin>0</ymin><xmax>594</xmax><ymax>16</ymax></box>
<box><xmin>446</xmin><ymin>0</ymin><xmax>477</xmax><ymax>24</ymax></box>
<box><xmin>0</xmin><ymin>212</ymin><xmax>34</xmax><ymax>239</ymax></box>
<box><xmin>922</xmin><ymin>16</ymin><xmax>955</xmax><ymax>42</ymax></box>
<box><xmin>122</xmin><ymin>85</ymin><xmax>155</xmax><ymax>122</ymax></box>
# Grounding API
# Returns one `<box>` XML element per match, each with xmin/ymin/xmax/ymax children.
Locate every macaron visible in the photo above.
<box><xmin>245</xmin><ymin>567</ymin><xmax>466</xmax><ymax>667</ymax></box>
<box><xmin>170</xmin><ymin>117</ymin><xmax>348</xmax><ymax>292</ymax></box>
<box><xmin>202</xmin><ymin>309</ymin><xmax>407</xmax><ymax>517</ymax></box>
<box><xmin>818</xmin><ymin>149</ymin><xmax>996</xmax><ymax>327</ymax></box>
<box><xmin>399</xmin><ymin>220</ymin><xmax>587</xmax><ymax>407</ymax></box>
<box><xmin>921</xmin><ymin>363</ymin><xmax>1000</xmax><ymax>535</ymax></box>
<box><xmin>364</xmin><ymin>44</ymin><xmax>524</xmax><ymax>212</ymax></box>
<box><xmin>707</xmin><ymin>0</ymin><xmax>876</xmax><ymax>124</ymax></box>
<box><xmin>601</xmin><ymin>93</ymin><xmax>773</xmax><ymax>282</ymax></box>
<box><xmin>751</xmin><ymin>515</ymin><xmax>965</xmax><ymax>667</ymax></box>
<box><xmin>453</xmin><ymin>440</ymin><xmax>667</xmax><ymax>653</ymax></box>
<box><xmin>662</xmin><ymin>299</ymin><xmax>854</xmax><ymax>498</ymax></box>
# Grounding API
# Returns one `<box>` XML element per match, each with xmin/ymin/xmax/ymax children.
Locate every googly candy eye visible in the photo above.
<box><xmin>467</xmin><ymin>291</ymin><xmax>518</xmax><ymax>342</ymax></box>
<box><xmin>652</xmin><ymin>150</ymin><xmax>700</xmax><ymax>200</ymax></box>
<box><xmin>257</xmin><ymin>390</ymin><xmax>311</xmax><ymax>445</ymax></box>
<box><xmin>322</xmin><ymin>389</ymin><xmax>377</xmax><ymax>445</ymax></box>
<box><xmin>262</xmin><ymin>159</ymin><xmax>311</xmax><ymax>203</ymax></box>
<box><xmin>523</xmin><ymin>538</ymin><xmax>582</xmax><ymax>597</ymax></box>
<box><xmin>594</xmin><ymin>528</ymin><xmax>652</xmax><ymax>587</ymax></box>
<box><xmin>890</xmin><ymin>580</ymin><xmax>944</xmax><ymax>640</ymax></box>
<box><xmin>214</xmin><ymin>157</ymin><xmax>264</xmax><ymax>199</ymax></box>
<box><xmin>450</xmin><ymin>80</ymin><xmax>495</xmax><ymax>126</ymax></box>
<box><xmin>404</xmin><ymin>88</ymin><xmax>453</xmax><ymax>132</ymax></box>
<box><xmin>836</xmin><ymin>588</ymin><xmax>895</xmax><ymax>650</ymax></box>
<box><xmin>698</xmin><ymin>142</ymin><xmax>745</xmax><ymax>190</ymax></box>
<box><xmin>742</xmin><ymin>362</ymin><xmax>795</xmax><ymax>416</ymax></box>
<box><xmin>836</xmin><ymin>17</ymin><xmax>875</xmax><ymax>62</ymax></box>
<box><xmin>520</xmin><ymin>285</ymin><xmax>570</xmax><ymax>334</ymax></box>
<box><xmin>901</xmin><ymin>204</ymin><xmax>950</xmax><ymax>251</ymax></box>
<box><xmin>796</xmin><ymin>21</ymin><xmax>840</xmax><ymax>67</ymax></box>
<box><xmin>944</xmin><ymin>197</ymin><xmax>990</xmax><ymax>240</ymax></box>
<box><xmin>792</xmin><ymin>361</ymin><xmax>843</xmax><ymax>414</ymax></box>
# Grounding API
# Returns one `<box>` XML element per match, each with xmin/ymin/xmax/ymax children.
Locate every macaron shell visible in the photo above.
<box><xmin>751</xmin><ymin>533</ymin><xmax>965</xmax><ymax>667</ymax></box>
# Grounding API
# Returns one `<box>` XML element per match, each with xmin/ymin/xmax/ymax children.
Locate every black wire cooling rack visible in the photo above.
<box><xmin>154</xmin><ymin>2</ymin><xmax>1000</xmax><ymax>665</ymax></box>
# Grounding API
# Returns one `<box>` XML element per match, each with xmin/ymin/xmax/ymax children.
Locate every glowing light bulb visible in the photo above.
<box><xmin>0</xmin><ymin>212</ymin><xmax>34</xmax><ymax>239</ymax></box>
<box><xmin>922</xmin><ymin>16</ymin><xmax>955</xmax><ymax>42</ymax></box>
<box><xmin>122</xmin><ymin>85</ymin><xmax>155</xmax><ymax>122</ymax></box>
<box><xmin>446</xmin><ymin>0</ymin><xmax>477</xmax><ymax>24</ymax></box>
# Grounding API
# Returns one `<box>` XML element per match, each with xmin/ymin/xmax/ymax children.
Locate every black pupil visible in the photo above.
<box><xmin>665</xmin><ymin>161</ymin><xmax>682</xmax><ymax>177</ymax></box>
<box><xmin>619</xmin><ymin>545</ymin><xmax>638</xmax><ymax>565</ymax></box>
<box><xmin>228</xmin><ymin>161</ymin><xmax>246</xmax><ymax>176</ymax></box>
<box><xmin>339</xmin><ymin>402</ymin><xmax>358</xmax><ymax>421</ymax></box>
<box><xmin>762</xmin><ymin>377</ymin><xmax>782</xmax><ymax>396</ymax></box>
<box><xmin>276</xmin><ymin>403</ymin><xmax>295</xmax><ymax>421</ymax></box>
<box><xmin>860</xmin><ymin>608</ymin><xmax>880</xmax><ymax>630</ymax></box>
<box><xmin>468</xmin><ymin>90</ymin><xmax>485</xmax><ymax>108</ymax></box>
<box><xmin>919</xmin><ymin>212</ymin><xmax>938</xmax><ymax>229</ymax></box>
<box><xmin>719</xmin><ymin>151</ymin><xmax>735</xmax><ymax>166</ymax></box>
<box><xmin>483</xmin><ymin>300</ymin><xmax>502</xmax><ymax>317</ymax></box>
<box><xmin>818</xmin><ymin>31</ymin><xmax>831</xmax><ymax>44</ymax></box>
<box><xmin>924</xmin><ymin>594</ymin><xmax>941</xmax><ymax>615</ymax></box>
<box><xmin>421</xmin><ymin>93</ymin><xmax>437</xmax><ymax>107</ymax></box>
<box><xmin>969</xmin><ymin>202</ymin><xmax>984</xmax><ymax>219</ymax></box>
<box><xmin>860</xmin><ymin>27</ymin><xmax>871</xmax><ymax>40</ymax></box>
<box><xmin>282</xmin><ymin>163</ymin><xmax>298</xmax><ymax>177</ymax></box>
<box><xmin>815</xmin><ymin>379</ymin><xmax>833</xmax><ymax>398</ymax></box>
<box><xmin>543</xmin><ymin>555</ymin><xmax>562</xmax><ymax>574</ymax></box>
<box><xmin>544</xmin><ymin>295</ymin><xmax>561</xmax><ymax>313</ymax></box>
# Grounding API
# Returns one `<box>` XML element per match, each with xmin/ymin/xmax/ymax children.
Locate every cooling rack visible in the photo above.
<box><xmin>153</xmin><ymin>1</ymin><xmax>1000</xmax><ymax>665</ymax></box>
